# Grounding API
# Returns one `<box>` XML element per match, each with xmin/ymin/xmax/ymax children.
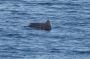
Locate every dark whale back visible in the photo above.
<box><xmin>29</xmin><ymin>20</ymin><xmax>51</xmax><ymax>31</ymax></box>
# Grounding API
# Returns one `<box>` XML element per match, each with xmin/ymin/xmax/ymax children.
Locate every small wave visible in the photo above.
<box><xmin>73</xmin><ymin>50</ymin><xmax>90</xmax><ymax>54</ymax></box>
<box><xmin>50</xmin><ymin>48</ymin><xmax>61</xmax><ymax>53</ymax></box>
<box><xmin>10</xmin><ymin>10</ymin><xmax>30</xmax><ymax>15</ymax></box>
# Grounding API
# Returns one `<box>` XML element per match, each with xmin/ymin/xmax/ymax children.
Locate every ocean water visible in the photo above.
<box><xmin>0</xmin><ymin>0</ymin><xmax>90</xmax><ymax>59</ymax></box>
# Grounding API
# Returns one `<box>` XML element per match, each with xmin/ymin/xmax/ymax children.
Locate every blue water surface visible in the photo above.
<box><xmin>0</xmin><ymin>0</ymin><xmax>90</xmax><ymax>59</ymax></box>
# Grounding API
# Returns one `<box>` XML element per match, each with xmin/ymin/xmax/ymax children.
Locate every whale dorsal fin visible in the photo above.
<box><xmin>46</xmin><ymin>20</ymin><xmax>50</xmax><ymax>23</ymax></box>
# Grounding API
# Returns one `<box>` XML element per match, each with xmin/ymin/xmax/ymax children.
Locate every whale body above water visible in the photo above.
<box><xmin>29</xmin><ymin>20</ymin><xmax>51</xmax><ymax>31</ymax></box>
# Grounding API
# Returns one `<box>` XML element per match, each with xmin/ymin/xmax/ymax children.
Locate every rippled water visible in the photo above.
<box><xmin>0</xmin><ymin>0</ymin><xmax>90</xmax><ymax>59</ymax></box>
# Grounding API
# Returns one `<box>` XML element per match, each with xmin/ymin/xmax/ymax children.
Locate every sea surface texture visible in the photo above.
<box><xmin>0</xmin><ymin>0</ymin><xmax>90</xmax><ymax>59</ymax></box>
